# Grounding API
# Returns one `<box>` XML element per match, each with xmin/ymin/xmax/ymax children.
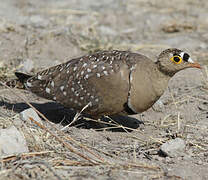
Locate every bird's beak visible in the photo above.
<box><xmin>189</xmin><ymin>62</ymin><xmax>201</xmax><ymax>69</ymax></box>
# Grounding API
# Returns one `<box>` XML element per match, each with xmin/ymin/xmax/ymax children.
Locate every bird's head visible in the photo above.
<box><xmin>156</xmin><ymin>48</ymin><xmax>201</xmax><ymax>76</ymax></box>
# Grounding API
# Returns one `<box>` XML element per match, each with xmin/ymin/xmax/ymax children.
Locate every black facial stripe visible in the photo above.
<box><xmin>173</xmin><ymin>56</ymin><xmax>180</xmax><ymax>62</ymax></box>
<box><xmin>183</xmin><ymin>53</ymin><xmax>190</xmax><ymax>62</ymax></box>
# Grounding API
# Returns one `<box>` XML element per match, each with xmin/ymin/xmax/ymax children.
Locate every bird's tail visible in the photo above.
<box><xmin>6</xmin><ymin>72</ymin><xmax>32</xmax><ymax>89</ymax></box>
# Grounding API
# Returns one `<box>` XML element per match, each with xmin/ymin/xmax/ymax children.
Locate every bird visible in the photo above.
<box><xmin>12</xmin><ymin>48</ymin><xmax>201</xmax><ymax>119</ymax></box>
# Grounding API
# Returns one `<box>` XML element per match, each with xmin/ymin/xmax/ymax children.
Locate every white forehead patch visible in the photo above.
<box><xmin>179</xmin><ymin>52</ymin><xmax>184</xmax><ymax>58</ymax></box>
<box><xmin>180</xmin><ymin>52</ymin><xmax>194</xmax><ymax>63</ymax></box>
<box><xmin>188</xmin><ymin>57</ymin><xmax>194</xmax><ymax>63</ymax></box>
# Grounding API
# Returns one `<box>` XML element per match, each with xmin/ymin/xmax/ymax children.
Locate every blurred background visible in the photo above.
<box><xmin>0</xmin><ymin>1</ymin><xmax>208</xmax><ymax>179</ymax></box>
<box><xmin>0</xmin><ymin>0</ymin><xmax>207</xmax><ymax>76</ymax></box>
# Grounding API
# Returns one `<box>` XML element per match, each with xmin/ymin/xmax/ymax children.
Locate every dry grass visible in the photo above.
<box><xmin>0</xmin><ymin>82</ymin><xmax>165</xmax><ymax>179</ymax></box>
<box><xmin>0</xmin><ymin>51</ymin><xmax>207</xmax><ymax>179</ymax></box>
<box><xmin>0</xmin><ymin>69</ymin><xmax>207</xmax><ymax>179</ymax></box>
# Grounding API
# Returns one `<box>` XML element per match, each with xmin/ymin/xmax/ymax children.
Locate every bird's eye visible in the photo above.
<box><xmin>170</xmin><ymin>56</ymin><xmax>182</xmax><ymax>64</ymax></box>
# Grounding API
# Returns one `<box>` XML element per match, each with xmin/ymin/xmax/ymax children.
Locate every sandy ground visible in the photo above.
<box><xmin>0</xmin><ymin>0</ymin><xmax>208</xmax><ymax>179</ymax></box>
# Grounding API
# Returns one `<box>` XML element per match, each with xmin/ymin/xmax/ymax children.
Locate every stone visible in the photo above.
<box><xmin>0</xmin><ymin>126</ymin><xmax>28</xmax><ymax>156</ymax></box>
<box><xmin>19</xmin><ymin>108</ymin><xmax>42</xmax><ymax>125</ymax></box>
<box><xmin>160</xmin><ymin>138</ymin><xmax>186</xmax><ymax>157</ymax></box>
<box><xmin>21</xmin><ymin>59</ymin><xmax>34</xmax><ymax>73</ymax></box>
<box><xmin>152</xmin><ymin>99</ymin><xmax>165</xmax><ymax>112</ymax></box>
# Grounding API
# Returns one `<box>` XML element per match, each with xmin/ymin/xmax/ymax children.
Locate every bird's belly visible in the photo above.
<box><xmin>131</xmin><ymin>91</ymin><xmax>161</xmax><ymax>113</ymax></box>
<box><xmin>128</xmin><ymin>77</ymin><xmax>164</xmax><ymax>113</ymax></box>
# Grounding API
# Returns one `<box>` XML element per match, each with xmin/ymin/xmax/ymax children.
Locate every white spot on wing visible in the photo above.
<box><xmin>51</xmin><ymin>81</ymin><xmax>54</xmax><ymax>87</ymax></box>
<box><xmin>73</xmin><ymin>66</ymin><xmax>77</xmax><ymax>71</ymax></box>
<box><xmin>60</xmin><ymin>86</ymin><xmax>64</xmax><ymax>91</ymax></box>
<box><xmin>66</xmin><ymin>62</ymin><xmax>71</xmax><ymax>67</ymax></box>
<box><xmin>103</xmin><ymin>71</ymin><xmax>108</xmax><ymax>76</ymax></box>
<box><xmin>85</xmin><ymin>74</ymin><xmax>89</xmax><ymax>79</ymax></box>
<box><xmin>83</xmin><ymin>63</ymin><xmax>87</xmax><ymax>67</ymax></box>
<box><xmin>63</xmin><ymin>91</ymin><xmax>67</xmax><ymax>96</ymax></box>
<box><xmin>130</xmin><ymin>65</ymin><xmax>136</xmax><ymax>71</ymax></box>
<box><xmin>46</xmin><ymin>87</ymin><xmax>51</xmax><ymax>94</ymax></box>
<box><xmin>38</xmin><ymin>75</ymin><xmax>42</xmax><ymax>80</ymax></box>
<box><xmin>26</xmin><ymin>81</ymin><xmax>32</xmax><ymax>87</ymax></box>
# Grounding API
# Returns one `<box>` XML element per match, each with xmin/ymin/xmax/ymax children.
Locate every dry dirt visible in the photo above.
<box><xmin>0</xmin><ymin>0</ymin><xmax>208</xmax><ymax>179</ymax></box>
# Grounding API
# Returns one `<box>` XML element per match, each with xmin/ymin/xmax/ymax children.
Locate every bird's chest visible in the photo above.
<box><xmin>128</xmin><ymin>64</ymin><xmax>168</xmax><ymax>113</ymax></box>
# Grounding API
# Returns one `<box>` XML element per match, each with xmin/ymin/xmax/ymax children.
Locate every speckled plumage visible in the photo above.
<box><xmin>14</xmin><ymin>49</ymin><xmax>201</xmax><ymax>118</ymax></box>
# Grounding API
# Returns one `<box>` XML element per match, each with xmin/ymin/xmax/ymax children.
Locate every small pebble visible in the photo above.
<box><xmin>0</xmin><ymin>126</ymin><xmax>28</xmax><ymax>156</ymax></box>
<box><xmin>159</xmin><ymin>138</ymin><xmax>186</xmax><ymax>158</ymax></box>
<box><xmin>19</xmin><ymin>108</ymin><xmax>42</xmax><ymax>126</ymax></box>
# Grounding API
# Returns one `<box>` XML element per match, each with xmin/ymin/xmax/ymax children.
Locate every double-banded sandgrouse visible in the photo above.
<box><xmin>14</xmin><ymin>48</ymin><xmax>201</xmax><ymax>118</ymax></box>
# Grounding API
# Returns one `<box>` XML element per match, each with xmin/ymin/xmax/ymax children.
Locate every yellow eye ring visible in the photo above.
<box><xmin>170</xmin><ymin>56</ymin><xmax>182</xmax><ymax>64</ymax></box>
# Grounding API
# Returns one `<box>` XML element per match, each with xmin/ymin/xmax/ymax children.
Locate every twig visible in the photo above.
<box><xmin>0</xmin><ymin>151</ymin><xmax>53</xmax><ymax>163</ymax></box>
<box><xmin>85</xmin><ymin>117</ymin><xmax>163</xmax><ymax>144</ymax></box>
<box><xmin>0</xmin><ymin>169</ymin><xmax>12</xmax><ymax>176</ymax></box>
<box><xmin>61</xmin><ymin>102</ymin><xmax>91</xmax><ymax>130</ymax></box>
<box><xmin>52</xmin><ymin>159</ymin><xmax>94</xmax><ymax>166</ymax></box>
<box><xmin>13</xmin><ymin>160</ymin><xmax>62</xmax><ymax>180</ymax></box>
<box><xmin>29</xmin><ymin>116</ymin><xmax>98</xmax><ymax>164</ymax></box>
<box><xmin>0</xmin><ymin>82</ymin><xmax>102</xmax><ymax>164</ymax></box>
